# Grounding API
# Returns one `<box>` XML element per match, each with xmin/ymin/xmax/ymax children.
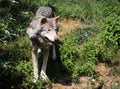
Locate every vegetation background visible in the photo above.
<box><xmin>0</xmin><ymin>0</ymin><xmax>120</xmax><ymax>89</ymax></box>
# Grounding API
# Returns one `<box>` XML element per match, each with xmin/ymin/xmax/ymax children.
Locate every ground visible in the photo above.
<box><xmin>47</xmin><ymin>63</ymin><xmax>120</xmax><ymax>89</ymax></box>
<box><xmin>46</xmin><ymin>19</ymin><xmax>120</xmax><ymax>89</ymax></box>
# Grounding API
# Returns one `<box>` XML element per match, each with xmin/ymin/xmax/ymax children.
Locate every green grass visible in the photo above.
<box><xmin>0</xmin><ymin>0</ymin><xmax>120</xmax><ymax>88</ymax></box>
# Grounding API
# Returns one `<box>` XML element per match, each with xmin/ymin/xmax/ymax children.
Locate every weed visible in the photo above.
<box><xmin>0</xmin><ymin>0</ymin><xmax>120</xmax><ymax>88</ymax></box>
<box><xmin>60</xmin><ymin>26</ymin><xmax>98</xmax><ymax>78</ymax></box>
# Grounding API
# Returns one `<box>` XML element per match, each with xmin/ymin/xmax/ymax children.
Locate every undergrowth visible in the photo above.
<box><xmin>60</xmin><ymin>26</ymin><xmax>98</xmax><ymax>78</ymax></box>
<box><xmin>0</xmin><ymin>0</ymin><xmax>120</xmax><ymax>88</ymax></box>
<box><xmin>60</xmin><ymin>12</ymin><xmax>120</xmax><ymax>80</ymax></box>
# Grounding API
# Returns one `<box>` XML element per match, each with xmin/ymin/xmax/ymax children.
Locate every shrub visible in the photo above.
<box><xmin>97</xmin><ymin>13</ymin><xmax>120</xmax><ymax>61</ymax></box>
<box><xmin>60</xmin><ymin>30</ymin><xmax>79</xmax><ymax>77</ymax></box>
<box><xmin>0</xmin><ymin>0</ymin><xmax>120</xmax><ymax>88</ymax></box>
<box><xmin>60</xmin><ymin>12</ymin><xmax>120</xmax><ymax>78</ymax></box>
<box><xmin>0</xmin><ymin>35</ymin><xmax>49</xmax><ymax>89</ymax></box>
<box><xmin>0</xmin><ymin>0</ymin><xmax>37</xmax><ymax>42</ymax></box>
<box><xmin>15</xmin><ymin>60</ymin><xmax>49</xmax><ymax>89</ymax></box>
<box><xmin>80</xmin><ymin>13</ymin><xmax>120</xmax><ymax>63</ymax></box>
<box><xmin>60</xmin><ymin>26</ymin><xmax>98</xmax><ymax>78</ymax></box>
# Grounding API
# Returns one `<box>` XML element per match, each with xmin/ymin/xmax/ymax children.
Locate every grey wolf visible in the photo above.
<box><xmin>26</xmin><ymin>6</ymin><xmax>60</xmax><ymax>82</ymax></box>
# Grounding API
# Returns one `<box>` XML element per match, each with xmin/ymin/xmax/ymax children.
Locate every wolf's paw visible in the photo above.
<box><xmin>40</xmin><ymin>71</ymin><xmax>49</xmax><ymax>80</ymax></box>
<box><xmin>33</xmin><ymin>78</ymin><xmax>37</xmax><ymax>83</ymax></box>
<box><xmin>32</xmin><ymin>75</ymin><xmax>39</xmax><ymax>83</ymax></box>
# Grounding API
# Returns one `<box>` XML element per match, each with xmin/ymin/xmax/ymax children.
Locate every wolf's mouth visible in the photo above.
<box><xmin>44</xmin><ymin>37</ymin><xmax>54</xmax><ymax>45</ymax></box>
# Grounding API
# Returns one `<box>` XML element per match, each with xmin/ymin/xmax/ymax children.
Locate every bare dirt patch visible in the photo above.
<box><xmin>95</xmin><ymin>63</ymin><xmax>120</xmax><ymax>89</ymax></box>
<box><xmin>48</xmin><ymin>63</ymin><xmax>120</xmax><ymax>89</ymax></box>
<box><xmin>58</xmin><ymin>19</ymin><xmax>86</xmax><ymax>38</ymax></box>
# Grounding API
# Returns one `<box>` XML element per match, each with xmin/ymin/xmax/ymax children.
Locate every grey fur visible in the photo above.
<box><xmin>26</xmin><ymin>6</ymin><xmax>58</xmax><ymax>48</ymax></box>
<box><xmin>35</xmin><ymin>6</ymin><xmax>55</xmax><ymax>18</ymax></box>
<box><xmin>26</xmin><ymin>6</ymin><xmax>60</xmax><ymax>82</ymax></box>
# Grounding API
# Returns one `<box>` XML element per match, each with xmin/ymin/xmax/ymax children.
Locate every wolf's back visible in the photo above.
<box><xmin>35</xmin><ymin>6</ymin><xmax>54</xmax><ymax>18</ymax></box>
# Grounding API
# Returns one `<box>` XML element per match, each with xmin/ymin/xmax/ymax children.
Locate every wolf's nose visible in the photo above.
<box><xmin>55</xmin><ymin>37</ymin><xmax>58</xmax><ymax>41</ymax></box>
<box><xmin>54</xmin><ymin>38</ymin><xmax>58</xmax><ymax>44</ymax></box>
<box><xmin>54</xmin><ymin>37</ymin><xmax>58</xmax><ymax>41</ymax></box>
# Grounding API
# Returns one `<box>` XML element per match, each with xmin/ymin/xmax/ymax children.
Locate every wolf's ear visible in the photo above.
<box><xmin>54</xmin><ymin>16</ymin><xmax>60</xmax><ymax>21</ymax></box>
<box><xmin>41</xmin><ymin>17</ymin><xmax>47</xmax><ymax>25</ymax></box>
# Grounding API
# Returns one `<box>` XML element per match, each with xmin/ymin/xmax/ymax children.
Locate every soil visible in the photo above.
<box><xmin>58</xmin><ymin>19</ymin><xmax>86</xmax><ymax>38</ymax></box>
<box><xmin>46</xmin><ymin>63</ymin><xmax>120</xmax><ymax>89</ymax></box>
<box><xmin>46</xmin><ymin>19</ymin><xmax>120</xmax><ymax>89</ymax></box>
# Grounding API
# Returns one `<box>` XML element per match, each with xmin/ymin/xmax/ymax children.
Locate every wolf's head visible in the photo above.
<box><xmin>27</xmin><ymin>16</ymin><xmax>60</xmax><ymax>46</ymax></box>
<box><xmin>36</xmin><ymin>16</ymin><xmax>60</xmax><ymax>45</ymax></box>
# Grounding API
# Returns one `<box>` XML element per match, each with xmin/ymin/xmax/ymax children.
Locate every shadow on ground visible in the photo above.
<box><xmin>47</xmin><ymin>40</ymin><xmax>72</xmax><ymax>86</ymax></box>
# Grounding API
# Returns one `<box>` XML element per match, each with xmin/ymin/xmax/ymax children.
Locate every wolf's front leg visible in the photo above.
<box><xmin>40</xmin><ymin>48</ymin><xmax>49</xmax><ymax>80</ymax></box>
<box><xmin>31</xmin><ymin>48</ymin><xmax>39</xmax><ymax>82</ymax></box>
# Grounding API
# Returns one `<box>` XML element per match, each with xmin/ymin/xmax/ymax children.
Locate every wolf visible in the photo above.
<box><xmin>26</xmin><ymin>6</ymin><xmax>60</xmax><ymax>82</ymax></box>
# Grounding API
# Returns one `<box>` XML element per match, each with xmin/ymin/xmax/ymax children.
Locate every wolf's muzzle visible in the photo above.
<box><xmin>44</xmin><ymin>37</ymin><xmax>58</xmax><ymax>45</ymax></box>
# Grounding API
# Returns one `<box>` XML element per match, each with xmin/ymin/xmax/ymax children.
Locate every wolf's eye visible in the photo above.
<box><xmin>48</xmin><ymin>29</ymin><xmax>51</xmax><ymax>31</ymax></box>
<box><xmin>55</xmin><ymin>29</ymin><xmax>58</xmax><ymax>32</ymax></box>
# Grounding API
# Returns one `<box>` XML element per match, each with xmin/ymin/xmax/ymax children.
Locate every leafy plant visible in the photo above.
<box><xmin>97</xmin><ymin>13</ymin><xmax>120</xmax><ymax>61</ymax></box>
<box><xmin>60</xmin><ymin>26</ymin><xmax>98</xmax><ymax>78</ymax></box>
<box><xmin>0</xmin><ymin>0</ymin><xmax>120</xmax><ymax>88</ymax></box>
